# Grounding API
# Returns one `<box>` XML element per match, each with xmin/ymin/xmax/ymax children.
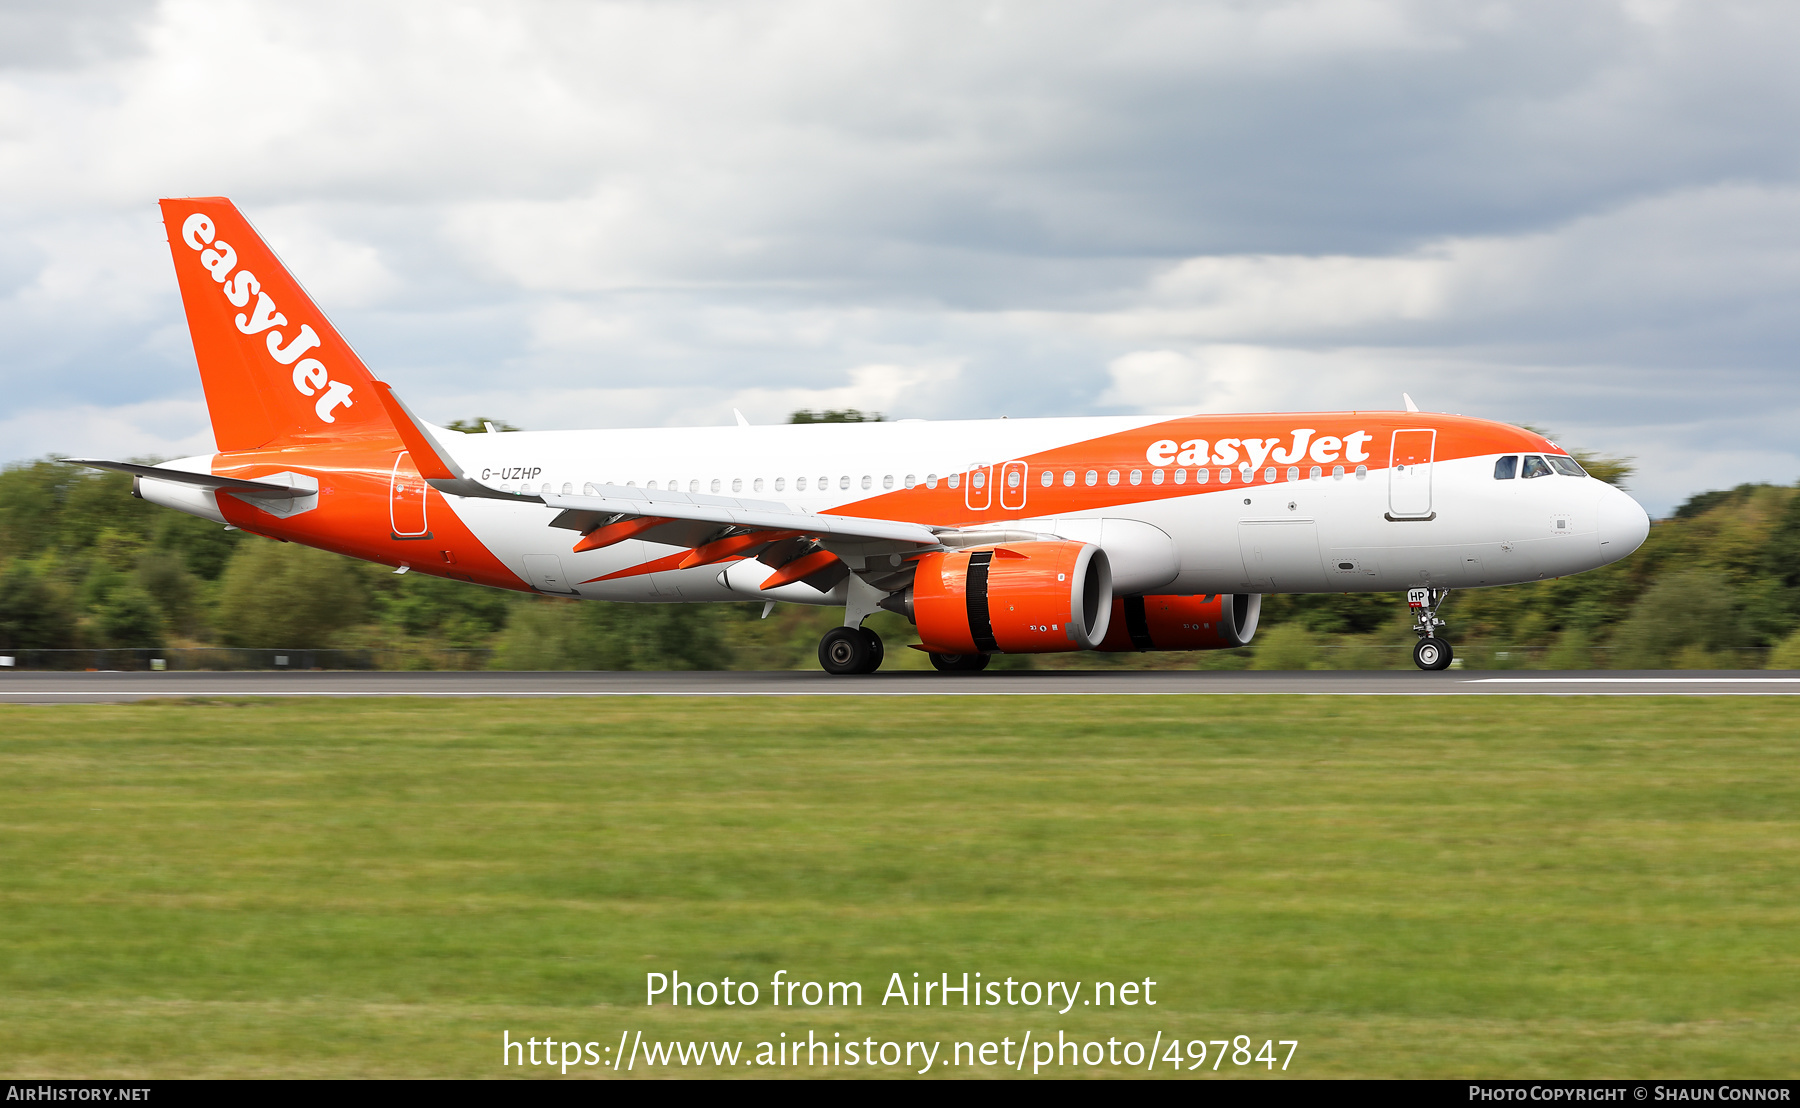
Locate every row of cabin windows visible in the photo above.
<box><xmin>1494</xmin><ymin>454</ymin><xmax>1587</xmax><ymax>480</ymax></box>
<box><xmin>1046</xmin><ymin>464</ymin><xmax>1368</xmax><ymax>488</ymax></box>
<box><xmin>501</xmin><ymin>463</ymin><xmax>1379</xmax><ymax>498</ymax></box>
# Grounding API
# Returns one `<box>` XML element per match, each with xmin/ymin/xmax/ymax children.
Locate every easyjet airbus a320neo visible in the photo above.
<box><xmin>74</xmin><ymin>198</ymin><xmax>1652</xmax><ymax>673</ymax></box>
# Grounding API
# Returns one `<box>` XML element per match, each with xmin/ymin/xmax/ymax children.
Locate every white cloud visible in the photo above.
<box><xmin>0</xmin><ymin>397</ymin><xmax>214</xmax><ymax>463</ymax></box>
<box><xmin>4</xmin><ymin>0</ymin><xmax>1800</xmax><ymax>515</ymax></box>
<box><xmin>1098</xmin><ymin>344</ymin><xmax>1473</xmax><ymax>417</ymax></box>
<box><xmin>727</xmin><ymin>361</ymin><xmax>965</xmax><ymax>424</ymax></box>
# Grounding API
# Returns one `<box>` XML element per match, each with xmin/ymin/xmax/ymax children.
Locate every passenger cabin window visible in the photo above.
<box><xmin>1494</xmin><ymin>456</ymin><xmax>1518</xmax><ymax>480</ymax></box>
<box><xmin>1547</xmin><ymin>455</ymin><xmax>1587</xmax><ymax>478</ymax></box>
<box><xmin>1521</xmin><ymin>455</ymin><xmax>1553</xmax><ymax>479</ymax></box>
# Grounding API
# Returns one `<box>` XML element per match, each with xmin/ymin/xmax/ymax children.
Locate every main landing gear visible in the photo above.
<box><xmin>1407</xmin><ymin>586</ymin><xmax>1454</xmax><ymax>671</ymax></box>
<box><xmin>928</xmin><ymin>651</ymin><xmax>990</xmax><ymax>673</ymax></box>
<box><xmin>818</xmin><ymin>626</ymin><xmax>885</xmax><ymax>675</ymax></box>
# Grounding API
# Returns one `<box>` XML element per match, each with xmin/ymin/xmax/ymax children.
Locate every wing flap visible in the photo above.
<box><xmin>541</xmin><ymin>488</ymin><xmax>939</xmax><ymax>546</ymax></box>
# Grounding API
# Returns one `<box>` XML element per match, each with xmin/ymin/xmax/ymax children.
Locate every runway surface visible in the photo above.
<box><xmin>3</xmin><ymin>669</ymin><xmax>1799</xmax><ymax>702</ymax></box>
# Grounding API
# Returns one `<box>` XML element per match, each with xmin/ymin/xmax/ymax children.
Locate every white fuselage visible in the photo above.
<box><xmin>417</xmin><ymin>415</ymin><xmax>1648</xmax><ymax>603</ymax></box>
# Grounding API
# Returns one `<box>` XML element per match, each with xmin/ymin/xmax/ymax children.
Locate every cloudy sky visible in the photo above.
<box><xmin>3</xmin><ymin>0</ymin><xmax>1797</xmax><ymax>514</ymax></box>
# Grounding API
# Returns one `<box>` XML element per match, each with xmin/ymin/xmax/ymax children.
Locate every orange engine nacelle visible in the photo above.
<box><xmin>1095</xmin><ymin>593</ymin><xmax>1262</xmax><ymax>652</ymax></box>
<box><xmin>907</xmin><ymin>541</ymin><xmax>1112</xmax><ymax>655</ymax></box>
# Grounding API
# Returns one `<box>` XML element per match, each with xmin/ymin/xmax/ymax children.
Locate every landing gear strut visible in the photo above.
<box><xmin>819</xmin><ymin>626</ymin><xmax>885</xmax><ymax>675</ymax></box>
<box><xmin>1407</xmin><ymin>586</ymin><xmax>1454</xmax><ymax>671</ymax></box>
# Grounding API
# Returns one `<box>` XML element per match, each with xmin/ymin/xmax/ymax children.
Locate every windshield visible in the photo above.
<box><xmin>1521</xmin><ymin>455</ymin><xmax>1553</xmax><ymax>479</ymax></box>
<box><xmin>1493</xmin><ymin>455</ymin><xmax>1518</xmax><ymax>480</ymax></box>
<box><xmin>1547</xmin><ymin>454</ymin><xmax>1586</xmax><ymax>477</ymax></box>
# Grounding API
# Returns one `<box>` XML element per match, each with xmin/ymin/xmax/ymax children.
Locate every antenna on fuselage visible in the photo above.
<box><xmin>733</xmin><ymin>408</ymin><xmax>751</xmax><ymax>427</ymax></box>
<box><xmin>1403</xmin><ymin>393</ymin><xmax>1420</xmax><ymax>413</ymax></box>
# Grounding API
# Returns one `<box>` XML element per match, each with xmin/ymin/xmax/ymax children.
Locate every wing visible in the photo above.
<box><xmin>541</xmin><ymin>486</ymin><xmax>940</xmax><ymax>547</ymax></box>
<box><xmin>366</xmin><ymin>377</ymin><xmax>945</xmax><ymax>547</ymax></box>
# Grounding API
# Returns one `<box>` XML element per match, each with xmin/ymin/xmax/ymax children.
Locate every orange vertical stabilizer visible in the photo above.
<box><xmin>159</xmin><ymin>197</ymin><xmax>394</xmax><ymax>451</ymax></box>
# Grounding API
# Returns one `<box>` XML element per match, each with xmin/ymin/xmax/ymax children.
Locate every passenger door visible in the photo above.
<box><xmin>389</xmin><ymin>451</ymin><xmax>430</xmax><ymax>538</ymax></box>
<box><xmin>1388</xmin><ymin>429</ymin><xmax>1436</xmax><ymax>518</ymax></box>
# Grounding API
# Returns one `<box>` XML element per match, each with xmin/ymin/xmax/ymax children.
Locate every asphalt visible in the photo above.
<box><xmin>2</xmin><ymin>669</ymin><xmax>1798</xmax><ymax>702</ymax></box>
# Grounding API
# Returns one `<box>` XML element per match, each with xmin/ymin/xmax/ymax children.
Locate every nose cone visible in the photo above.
<box><xmin>1597</xmin><ymin>485</ymin><xmax>1650</xmax><ymax>564</ymax></box>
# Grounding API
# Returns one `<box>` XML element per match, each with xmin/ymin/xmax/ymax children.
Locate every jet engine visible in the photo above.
<box><xmin>1095</xmin><ymin>593</ymin><xmax>1261</xmax><ymax>652</ymax></box>
<box><xmin>884</xmin><ymin>541</ymin><xmax>1112</xmax><ymax>654</ymax></box>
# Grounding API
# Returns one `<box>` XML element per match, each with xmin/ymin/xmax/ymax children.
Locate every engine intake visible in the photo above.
<box><xmin>898</xmin><ymin>541</ymin><xmax>1112</xmax><ymax>654</ymax></box>
<box><xmin>1096</xmin><ymin>593</ymin><xmax>1261</xmax><ymax>652</ymax></box>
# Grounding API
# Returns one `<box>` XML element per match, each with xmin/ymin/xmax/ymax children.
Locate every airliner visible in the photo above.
<box><xmin>72</xmin><ymin>197</ymin><xmax>1652</xmax><ymax>674</ymax></box>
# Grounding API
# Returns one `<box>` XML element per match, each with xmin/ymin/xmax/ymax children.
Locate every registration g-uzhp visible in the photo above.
<box><xmin>76</xmin><ymin>197</ymin><xmax>1652</xmax><ymax>674</ymax></box>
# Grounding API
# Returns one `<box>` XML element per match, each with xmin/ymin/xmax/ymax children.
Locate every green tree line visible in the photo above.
<box><xmin>2</xmin><ymin>443</ymin><xmax>1797</xmax><ymax>670</ymax></box>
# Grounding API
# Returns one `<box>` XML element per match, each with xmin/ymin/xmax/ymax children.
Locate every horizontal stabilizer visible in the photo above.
<box><xmin>66</xmin><ymin>459</ymin><xmax>303</xmax><ymax>499</ymax></box>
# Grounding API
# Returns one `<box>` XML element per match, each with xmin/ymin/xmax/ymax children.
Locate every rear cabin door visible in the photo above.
<box><xmin>1387</xmin><ymin>429</ymin><xmax>1437</xmax><ymax>518</ymax></box>
<box><xmin>389</xmin><ymin>451</ymin><xmax>430</xmax><ymax>538</ymax></box>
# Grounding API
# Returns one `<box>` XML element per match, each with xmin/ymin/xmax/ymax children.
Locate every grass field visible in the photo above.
<box><xmin>1</xmin><ymin>696</ymin><xmax>1796</xmax><ymax>1078</ymax></box>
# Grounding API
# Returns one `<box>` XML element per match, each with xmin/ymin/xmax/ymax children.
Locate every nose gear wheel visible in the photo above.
<box><xmin>1413</xmin><ymin>636</ymin><xmax>1453</xmax><ymax>671</ymax></box>
<box><xmin>1407</xmin><ymin>587</ymin><xmax>1454</xmax><ymax>671</ymax></box>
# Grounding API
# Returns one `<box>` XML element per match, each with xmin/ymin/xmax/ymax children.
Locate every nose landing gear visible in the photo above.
<box><xmin>1408</xmin><ymin>587</ymin><xmax>1454</xmax><ymax>671</ymax></box>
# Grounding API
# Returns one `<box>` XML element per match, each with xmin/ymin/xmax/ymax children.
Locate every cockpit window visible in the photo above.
<box><xmin>1493</xmin><ymin>456</ymin><xmax>1518</xmax><ymax>480</ymax></box>
<box><xmin>1521</xmin><ymin>455</ymin><xmax>1553</xmax><ymax>479</ymax></box>
<box><xmin>1547</xmin><ymin>454</ymin><xmax>1586</xmax><ymax>478</ymax></box>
